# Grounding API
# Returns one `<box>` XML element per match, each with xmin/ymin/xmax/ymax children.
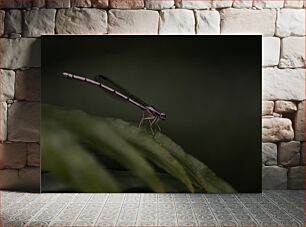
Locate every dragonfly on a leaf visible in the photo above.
<box><xmin>62</xmin><ymin>72</ymin><xmax>166</xmax><ymax>134</ymax></box>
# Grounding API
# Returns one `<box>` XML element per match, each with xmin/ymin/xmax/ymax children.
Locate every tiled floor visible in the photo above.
<box><xmin>2</xmin><ymin>190</ymin><xmax>304</xmax><ymax>226</ymax></box>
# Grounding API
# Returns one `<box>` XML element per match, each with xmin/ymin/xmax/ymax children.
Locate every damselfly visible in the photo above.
<box><xmin>62</xmin><ymin>72</ymin><xmax>166</xmax><ymax>133</ymax></box>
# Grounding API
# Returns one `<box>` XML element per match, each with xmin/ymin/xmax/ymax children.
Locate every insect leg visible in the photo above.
<box><xmin>155</xmin><ymin>118</ymin><xmax>161</xmax><ymax>132</ymax></box>
<box><xmin>138</xmin><ymin>111</ymin><xmax>145</xmax><ymax>127</ymax></box>
<box><xmin>149</xmin><ymin>117</ymin><xmax>160</xmax><ymax>135</ymax></box>
<box><xmin>144</xmin><ymin>116</ymin><xmax>155</xmax><ymax>120</ymax></box>
<box><xmin>147</xmin><ymin>118</ymin><xmax>155</xmax><ymax>135</ymax></box>
<box><xmin>150</xmin><ymin>117</ymin><xmax>157</xmax><ymax>127</ymax></box>
<box><xmin>150</xmin><ymin>126</ymin><xmax>155</xmax><ymax>135</ymax></box>
<box><xmin>144</xmin><ymin>112</ymin><xmax>155</xmax><ymax>124</ymax></box>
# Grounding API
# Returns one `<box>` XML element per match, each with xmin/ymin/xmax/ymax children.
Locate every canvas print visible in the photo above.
<box><xmin>41</xmin><ymin>35</ymin><xmax>262</xmax><ymax>193</ymax></box>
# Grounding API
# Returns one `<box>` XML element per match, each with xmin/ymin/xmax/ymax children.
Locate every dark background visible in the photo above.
<box><xmin>42</xmin><ymin>35</ymin><xmax>262</xmax><ymax>192</ymax></box>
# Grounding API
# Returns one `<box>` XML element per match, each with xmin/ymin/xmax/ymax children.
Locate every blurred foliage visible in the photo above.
<box><xmin>42</xmin><ymin>105</ymin><xmax>236</xmax><ymax>193</ymax></box>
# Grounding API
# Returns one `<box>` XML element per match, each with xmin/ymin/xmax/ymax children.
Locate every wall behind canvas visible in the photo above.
<box><xmin>0</xmin><ymin>0</ymin><xmax>305</xmax><ymax>192</ymax></box>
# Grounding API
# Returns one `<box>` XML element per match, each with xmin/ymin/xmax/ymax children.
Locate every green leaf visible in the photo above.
<box><xmin>43</xmin><ymin>106</ymin><xmax>165</xmax><ymax>192</ymax></box>
<box><xmin>42</xmin><ymin>104</ymin><xmax>236</xmax><ymax>193</ymax></box>
<box><xmin>187</xmin><ymin>154</ymin><xmax>236</xmax><ymax>192</ymax></box>
<box><xmin>153</xmin><ymin>132</ymin><xmax>236</xmax><ymax>192</ymax></box>
<box><xmin>42</xmin><ymin>120</ymin><xmax>120</xmax><ymax>192</ymax></box>
<box><xmin>104</xmin><ymin>118</ymin><xmax>194</xmax><ymax>192</ymax></box>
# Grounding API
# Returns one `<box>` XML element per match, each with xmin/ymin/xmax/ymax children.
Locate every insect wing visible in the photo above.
<box><xmin>95</xmin><ymin>75</ymin><xmax>149</xmax><ymax>107</ymax></box>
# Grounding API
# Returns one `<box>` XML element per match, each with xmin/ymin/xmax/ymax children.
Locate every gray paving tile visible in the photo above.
<box><xmin>0</xmin><ymin>190</ymin><xmax>304</xmax><ymax>226</ymax></box>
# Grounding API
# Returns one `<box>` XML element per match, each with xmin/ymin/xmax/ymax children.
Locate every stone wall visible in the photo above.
<box><xmin>0</xmin><ymin>0</ymin><xmax>305</xmax><ymax>192</ymax></box>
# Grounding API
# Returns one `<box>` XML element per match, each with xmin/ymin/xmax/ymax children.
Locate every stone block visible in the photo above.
<box><xmin>4</xmin><ymin>9</ymin><xmax>22</xmax><ymax>35</ymax></box>
<box><xmin>145</xmin><ymin>0</ymin><xmax>175</xmax><ymax>9</ymax></box>
<box><xmin>56</xmin><ymin>8</ymin><xmax>107</xmax><ymax>34</ymax></box>
<box><xmin>109</xmin><ymin>10</ymin><xmax>159</xmax><ymax>34</ymax></box>
<box><xmin>0</xmin><ymin>10</ymin><xmax>4</xmax><ymax>35</ymax></box>
<box><xmin>262</xmin><ymin>101</ymin><xmax>274</xmax><ymax>115</ymax></box>
<box><xmin>8</xmin><ymin>102</ymin><xmax>40</xmax><ymax>142</ymax></box>
<box><xmin>0</xmin><ymin>144</ymin><xmax>2</xmax><ymax>169</ymax></box>
<box><xmin>262</xmin><ymin>68</ymin><xmax>305</xmax><ymax>101</ymax></box>
<box><xmin>294</xmin><ymin>101</ymin><xmax>305</xmax><ymax>141</ymax></box>
<box><xmin>278</xmin><ymin>141</ymin><xmax>301</xmax><ymax>166</ymax></box>
<box><xmin>232</xmin><ymin>0</ymin><xmax>253</xmax><ymax>8</ymax></box>
<box><xmin>262</xmin><ymin>143</ymin><xmax>277</xmax><ymax>165</ymax></box>
<box><xmin>262</xmin><ymin>166</ymin><xmax>287</xmax><ymax>189</ymax></box>
<box><xmin>0</xmin><ymin>167</ymin><xmax>40</xmax><ymax>192</ymax></box>
<box><xmin>91</xmin><ymin>0</ymin><xmax>108</xmax><ymax>8</ymax></box>
<box><xmin>159</xmin><ymin>9</ymin><xmax>195</xmax><ymax>34</ymax></box>
<box><xmin>23</xmin><ymin>9</ymin><xmax>56</xmax><ymax>37</ymax></box>
<box><xmin>0</xmin><ymin>142</ymin><xmax>27</xmax><ymax>169</ymax></box>
<box><xmin>0</xmin><ymin>69</ymin><xmax>15</xmax><ymax>102</ymax></box>
<box><xmin>301</xmin><ymin>142</ymin><xmax>305</xmax><ymax>165</ymax></box>
<box><xmin>276</xmin><ymin>9</ymin><xmax>305</xmax><ymax>37</ymax></box>
<box><xmin>262</xmin><ymin>37</ymin><xmax>280</xmax><ymax>66</ymax></box>
<box><xmin>274</xmin><ymin>101</ymin><xmax>297</xmax><ymax>113</ymax></box>
<box><xmin>212</xmin><ymin>0</ymin><xmax>233</xmax><ymax>8</ymax></box>
<box><xmin>284</xmin><ymin>0</ymin><xmax>304</xmax><ymax>8</ymax></box>
<box><xmin>71</xmin><ymin>0</ymin><xmax>91</xmax><ymax>7</ymax></box>
<box><xmin>175</xmin><ymin>0</ymin><xmax>212</xmax><ymax>9</ymax></box>
<box><xmin>0</xmin><ymin>169</ymin><xmax>17</xmax><ymax>189</ymax></box>
<box><xmin>220</xmin><ymin>8</ymin><xmax>276</xmax><ymax>36</ymax></box>
<box><xmin>253</xmin><ymin>0</ymin><xmax>284</xmax><ymax>8</ymax></box>
<box><xmin>32</xmin><ymin>0</ymin><xmax>46</xmax><ymax>8</ymax></box>
<box><xmin>27</xmin><ymin>143</ymin><xmax>40</xmax><ymax>167</ymax></box>
<box><xmin>46</xmin><ymin>0</ymin><xmax>70</xmax><ymax>8</ymax></box>
<box><xmin>109</xmin><ymin>0</ymin><xmax>144</xmax><ymax>8</ymax></box>
<box><xmin>280</xmin><ymin>37</ymin><xmax>305</xmax><ymax>68</ymax></box>
<box><xmin>0</xmin><ymin>0</ymin><xmax>32</xmax><ymax>8</ymax></box>
<box><xmin>195</xmin><ymin>10</ymin><xmax>220</xmax><ymax>34</ymax></box>
<box><xmin>0</xmin><ymin>38</ymin><xmax>40</xmax><ymax>69</ymax></box>
<box><xmin>15</xmin><ymin>68</ymin><xmax>41</xmax><ymax>101</ymax></box>
<box><xmin>288</xmin><ymin>166</ymin><xmax>304</xmax><ymax>189</ymax></box>
<box><xmin>262</xmin><ymin>118</ymin><xmax>294</xmax><ymax>142</ymax></box>
<box><xmin>0</xmin><ymin>102</ymin><xmax>7</xmax><ymax>142</ymax></box>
